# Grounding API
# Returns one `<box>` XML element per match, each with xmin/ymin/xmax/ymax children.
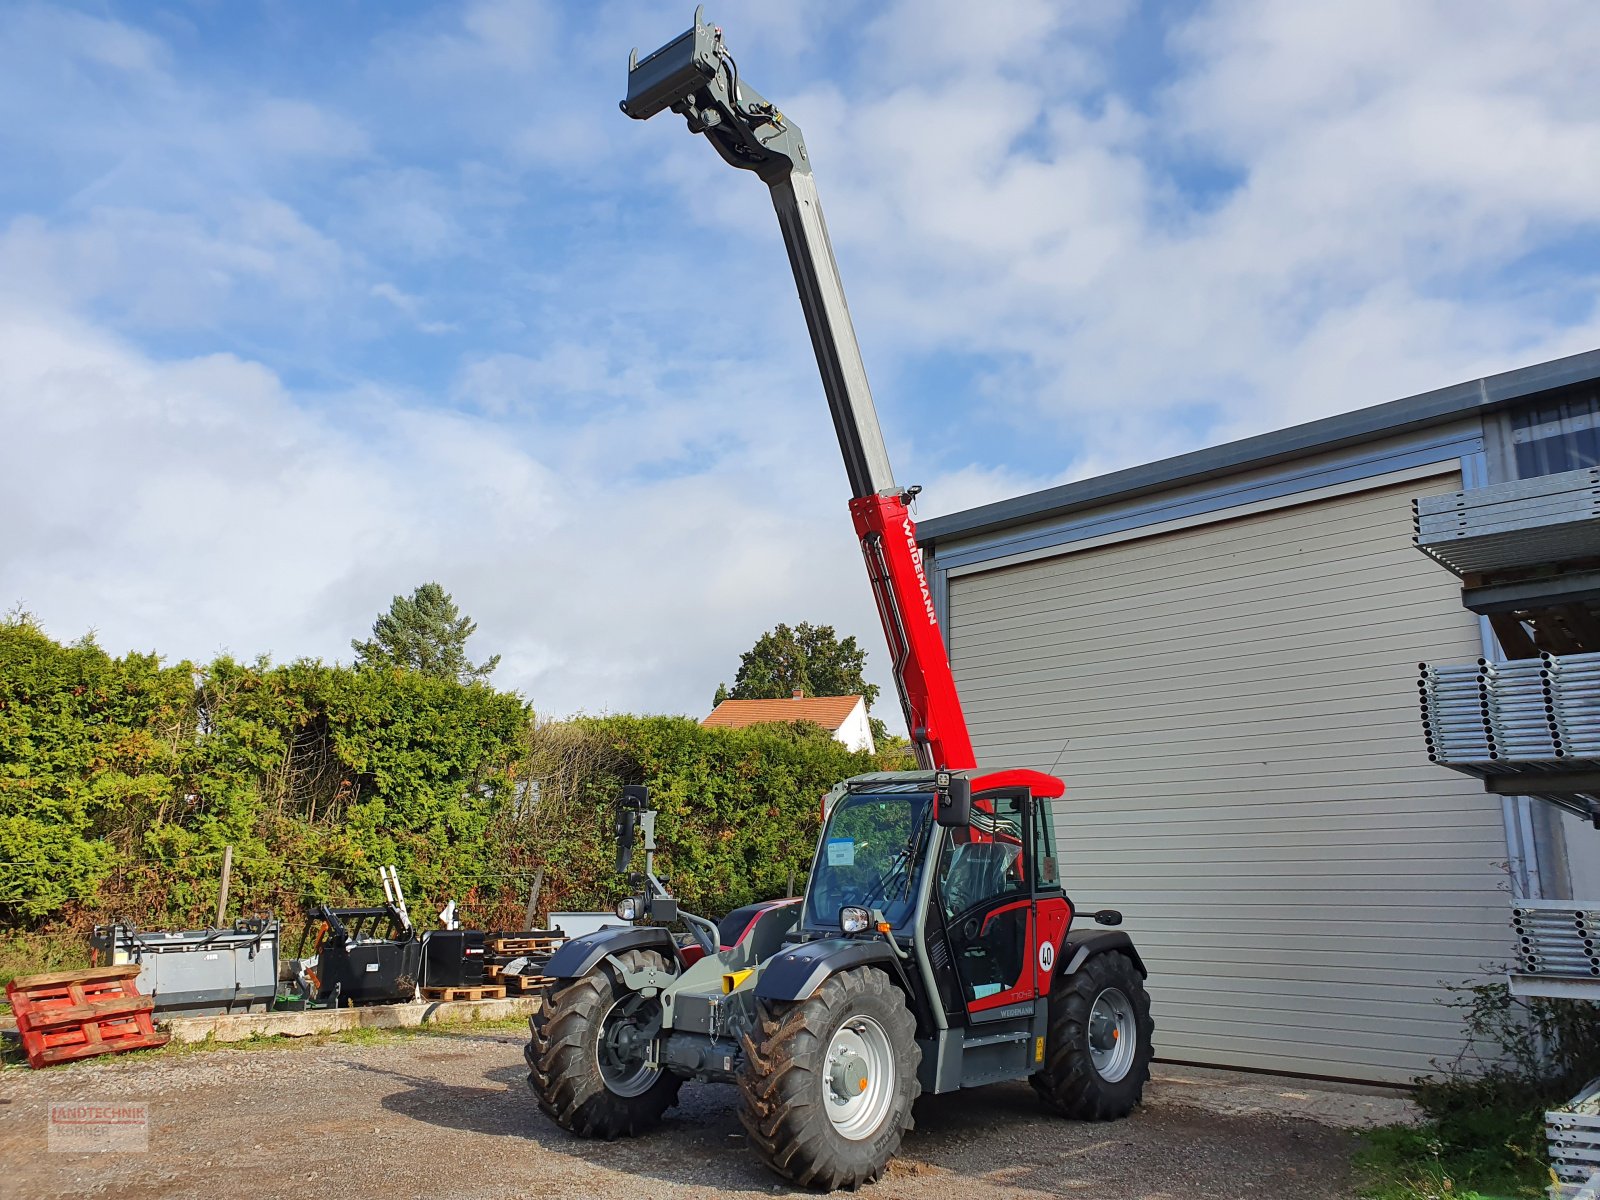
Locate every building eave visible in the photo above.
<box><xmin>918</xmin><ymin>348</ymin><xmax>1600</xmax><ymax>548</ymax></box>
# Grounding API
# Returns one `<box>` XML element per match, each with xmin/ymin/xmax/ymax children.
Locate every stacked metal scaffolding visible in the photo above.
<box><xmin>1512</xmin><ymin>901</ymin><xmax>1600</xmax><ymax>980</ymax></box>
<box><xmin>1412</xmin><ymin>470</ymin><xmax>1600</xmax><ymax>1006</ymax></box>
<box><xmin>1415</xmin><ymin>466</ymin><xmax>1600</xmax><ymax>575</ymax></box>
<box><xmin>1547</xmin><ymin>1096</ymin><xmax>1600</xmax><ymax>1200</ymax></box>
<box><xmin>1420</xmin><ymin>651</ymin><xmax>1600</xmax><ymax>765</ymax></box>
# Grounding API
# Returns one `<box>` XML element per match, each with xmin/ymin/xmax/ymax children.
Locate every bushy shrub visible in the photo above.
<box><xmin>1420</xmin><ymin>978</ymin><xmax>1600</xmax><ymax>1114</ymax></box>
<box><xmin>0</xmin><ymin>617</ymin><xmax>906</xmax><ymax>959</ymax></box>
<box><xmin>1359</xmin><ymin>979</ymin><xmax>1600</xmax><ymax>1199</ymax></box>
<box><xmin>511</xmin><ymin>715</ymin><xmax>884</xmax><ymax>920</ymax></box>
<box><xmin>0</xmin><ymin>617</ymin><xmax>195</xmax><ymax>921</ymax></box>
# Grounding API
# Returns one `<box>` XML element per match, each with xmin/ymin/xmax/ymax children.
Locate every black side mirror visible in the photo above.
<box><xmin>935</xmin><ymin>775</ymin><xmax>972</xmax><ymax>828</ymax></box>
<box><xmin>614</xmin><ymin>809</ymin><xmax>637</xmax><ymax>874</ymax></box>
<box><xmin>614</xmin><ymin>785</ymin><xmax>647</xmax><ymax>874</ymax></box>
<box><xmin>1092</xmin><ymin>909</ymin><xmax>1123</xmax><ymax>926</ymax></box>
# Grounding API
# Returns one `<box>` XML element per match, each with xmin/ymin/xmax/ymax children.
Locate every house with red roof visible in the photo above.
<box><xmin>701</xmin><ymin>691</ymin><xmax>875</xmax><ymax>754</ymax></box>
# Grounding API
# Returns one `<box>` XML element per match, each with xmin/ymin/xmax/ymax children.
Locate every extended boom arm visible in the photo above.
<box><xmin>623</xmin><ymin>9</ymin><xmax>976</xmax><ymax>772</ymax></box>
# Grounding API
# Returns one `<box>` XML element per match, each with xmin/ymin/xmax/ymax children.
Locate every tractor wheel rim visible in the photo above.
<box><xmin>822</xmin><ymin>1014</ymin><xmax>895</xmax><ymax>1141</ymax></box>
<box><xmin>1087</xmin><ymin>987</ymin><xmax>1137</xmax><ymax>1083</ymax></box>
<box><xmin>596</xmin><ymin>992</ymin><xmax>659</xmax><ymax>1098</ymax></box>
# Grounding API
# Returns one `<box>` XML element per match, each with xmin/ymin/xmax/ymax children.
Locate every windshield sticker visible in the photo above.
<box><xmin>826</xmin><ymin>838</ymin><xmax>855</xmax><ymax>867</ymax></box>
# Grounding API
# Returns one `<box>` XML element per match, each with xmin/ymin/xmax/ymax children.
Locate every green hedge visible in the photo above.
<box><xmin>517</xmin><ymin>716</ymin><xmax>884</xmax><ymax>920</ymax></box>
<box><xmin>0</xmin><ymin>617</ymin><xmax>902</xmax><ymax>949</ymax></box>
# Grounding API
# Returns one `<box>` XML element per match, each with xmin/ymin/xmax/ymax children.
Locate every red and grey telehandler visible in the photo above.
<box><xmin>523</xmin><ymin>10</ymin><xmax>1154</xmax><ymax>1190</ymax></box>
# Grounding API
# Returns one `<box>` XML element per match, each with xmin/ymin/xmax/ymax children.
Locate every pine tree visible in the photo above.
<box><xmin>352</xmin><ymin>583</ymin><xmax>500</xmax><ymax>685</ymax></box>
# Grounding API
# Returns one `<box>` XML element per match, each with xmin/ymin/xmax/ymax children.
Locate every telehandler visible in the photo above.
<box><xmin>524</xmin><ymin>11</ymin><xmax>1154</xmax><ymax>1190</ymax></box>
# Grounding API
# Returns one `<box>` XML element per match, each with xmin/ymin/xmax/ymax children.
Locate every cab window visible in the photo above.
<box><xmin>937</xmin><ymin>792</ymin><xmax>1029</xmax><ymax>917</ymax></box>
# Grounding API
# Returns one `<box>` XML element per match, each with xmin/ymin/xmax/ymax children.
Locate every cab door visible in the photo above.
<box><xmin>936</xmin><ymin>789</ymin><xmax>1039</xmax><ymax>1019</ymax></box>
<box><xmin>1030</xmin><ymin>793</ymin><xmax>1073</xmax><ymax>999</ymax></box>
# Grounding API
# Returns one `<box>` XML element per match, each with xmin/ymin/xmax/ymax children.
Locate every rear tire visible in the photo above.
<box><xmin>1031</xmin><ymin>950</ymin><xmax>1153</xmax><ymax>1120</ymax></box>
<box><xmin>738</xmin><ymin>967</ymin><xmax>920</xmax><ymax>1191</ymax></box>
<box><xmin>525</xmin><ymin>949</ymin><xmax>681</xmax><ymax>1138</ymax></box>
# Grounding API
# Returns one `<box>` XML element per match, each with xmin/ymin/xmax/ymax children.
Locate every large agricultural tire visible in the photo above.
<box><xmin>1031</xmin><ymin>950</ymin><xmax>1154</xmax><ymax>1120</ymax></box>
<box><xmin>524</xmin><ymin>949</ymin><xmax>682</xmax><ymax>1139</ymax></box>
<box><xmin>738</xmin><ymin>966</ymin><xmax>920</xmax><ymax>1191</ymax></box>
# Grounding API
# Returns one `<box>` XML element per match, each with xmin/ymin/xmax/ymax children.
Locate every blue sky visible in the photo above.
<box><xmin>3</xmin><ymin>0</ymin><xmax>1598</xmax><ymax>722</ymax></box>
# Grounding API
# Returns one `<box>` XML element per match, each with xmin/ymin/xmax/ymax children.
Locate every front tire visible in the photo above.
<box><xmin>1032</xmin><ymin>950</ymin><xmax>1154</xmax><ymax>1120</ymax></box>
<box><xmin>738</xmin><ymin>967</ymin><xmax>920</xmax><ymax>1191</ymax></box>
<box><xmin>524</xmin><ymin>949</ymin><xmax>682</xmax><ymax>1138</ymax></box>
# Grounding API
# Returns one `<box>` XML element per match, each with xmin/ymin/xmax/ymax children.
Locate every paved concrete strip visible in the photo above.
<box><xmin>161</xmin><ymin>996</ymin><xmax>541</xmax><ymax>1044</ymax></box>
<box><xmin>1150</xmin><ymin>1064</ymin><xmax>1419</xmax><ymax>1130</ymax></box>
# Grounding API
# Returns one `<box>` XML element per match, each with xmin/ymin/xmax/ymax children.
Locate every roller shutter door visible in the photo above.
<box><xmin>947</xmin><ymin>476</ymin><xmax>1507</xmax><ymax>1083</ymax></box>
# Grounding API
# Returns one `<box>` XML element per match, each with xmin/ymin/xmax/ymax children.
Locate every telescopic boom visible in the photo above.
<box><xmin>622</xmin><ymin>8</ymin><xmax>976</xmax><ymax>772</ymax></box>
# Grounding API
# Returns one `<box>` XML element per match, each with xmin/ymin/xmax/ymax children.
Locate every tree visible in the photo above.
<box><xmin>352</xmin><ymin>582</ymin><xmax>500</xmax><ymax>685</ymax></box>
<box><xmin>720</xmin><ymin>622</ymin><xmax>881</xmax><ymax>709</ymax></box>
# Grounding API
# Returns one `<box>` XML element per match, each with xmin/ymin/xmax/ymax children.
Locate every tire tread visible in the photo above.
<box><xmin>1031</xmin><ymin>950</ymin><xmax>1154</xmax><ymax>1121</ymax></box>
<box><xmin>737</xmin><ymin>967</ymin><xmax>919</xmax><ymax>1191</ymax></box>
<box><xmin>524</xmin><ymin>949</ymin><xmax>681</xmax><ymax>1139</ymax></box>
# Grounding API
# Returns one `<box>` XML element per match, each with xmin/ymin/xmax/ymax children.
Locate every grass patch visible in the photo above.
<box><xmin>0</xmin><ymin>929</ymin><xmax>91</xmax><ymax>988</ymax></box>
<box><xmin>1356</xmin><ymin>1095</ymin><xmax>1549</xmax><ymax>1200</ymax></box>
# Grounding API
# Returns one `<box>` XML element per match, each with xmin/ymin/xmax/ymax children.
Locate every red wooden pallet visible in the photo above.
<box><xmin>7</xmin><ymin>964</ymin><xmax>169</xmax><ymax>1068</ymax></box>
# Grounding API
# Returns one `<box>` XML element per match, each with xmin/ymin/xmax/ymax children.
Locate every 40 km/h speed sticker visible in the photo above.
<box><xmin>1038</xmin><ymin>941</ymin><xmax>1055</xmax><ymax>973</ymax></box>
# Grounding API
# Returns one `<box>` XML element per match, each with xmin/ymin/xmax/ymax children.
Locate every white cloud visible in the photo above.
<box><xmin>370</xmin><ymin>282</ymin><xmax>456</xmax><ymax>334</ymax></box>
<box><xmin>912</xmin><ymin>463</ymin><xmax>1062</xmax><ymax>523</ymax></box>
<box><xmin>703</xmin><ymin>0</ymin><xmax>1600</xmax><ymax>480</ymax></box>
<box><xmin>859</xmin><ymin>0</ymin><xmax>1126</xmax><ymax>86</ymax></box>
<box><xmin>372</xmin><ymin>0</ymin><xmax>556</xmax><ymax>92</ymax></box>
<box><xmin>0</xmin><ymin>201</ymin><xmax>350</xmax><ymax>332</ymax></box>
<box><xmin>0</xmin><ymin>298</ymin><xmax>889</xmax><ymax>719</ymax></box>
<box><xmin>4</xmin><ymin>4</ymin><xmax>169</xmax><ymax>77</ymax></box>
<box><xmin>0</xmin><ymin>5</ymin><xmax>368</xmax><ymax>196</ymax></box>
<box><xmin>844</xmin><ymin>0</ymin><xmax>1593</xmax><ymax>464</ymax></box>
<box><xmin>3</xmin><ymin>0</ymin><xmax>1598</xmax><ymax>733</ymax></box>
<box><xmin>246</xmin><ymin>98</ymin><xmax>370</xmax><ymax>161</ymax></box>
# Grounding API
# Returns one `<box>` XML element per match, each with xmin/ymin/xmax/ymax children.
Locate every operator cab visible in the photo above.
<box><xmin>802</xmin><ymin>767</ymin><xmax>1073</xmax><ymax>1030</ymax></box>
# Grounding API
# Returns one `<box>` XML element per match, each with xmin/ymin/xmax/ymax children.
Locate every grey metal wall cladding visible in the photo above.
<box><xmin>947</xmin><ymin>476</ymin><xmax>1509</xmax><ymax>1084</ymax></box>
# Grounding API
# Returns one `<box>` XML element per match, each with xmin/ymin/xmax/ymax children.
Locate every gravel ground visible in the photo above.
<box><xmin>0</xmin><ymin>1027</ymin><xmax>1410</xmax><ymax>1199</ymax></box>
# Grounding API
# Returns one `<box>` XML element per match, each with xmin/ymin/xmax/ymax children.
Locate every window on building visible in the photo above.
<box><xmin>1511</xmin><ymin>391</ymin><xmax>1600</xmax><ymax>478</ymax></box>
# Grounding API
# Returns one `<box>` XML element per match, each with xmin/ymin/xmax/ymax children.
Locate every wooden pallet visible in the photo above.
<box><xmin>420</xmin><ymin>984</ymin><xmax>506</xmax><ymax>1002</ymax></box>
<box><xmin>7</xmin><ymin>965</ymin><xmax>169</xmax><ymax>1068</ymax></box>
<box><xmin>486</xmin><ymin>933</ymin><xmax>565</xmax><ymax>957</ymax></box>
<box><xmin>484</xmin><ymin>966</ymin><xmax>551</xmax><ymax>995</ymax></box>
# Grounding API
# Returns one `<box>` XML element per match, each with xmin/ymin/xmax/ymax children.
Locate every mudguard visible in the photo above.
<box><xmin>542</xmin><ymin>925</ymin><xmax>681</xmax><ymax>980</ymax></box>
<box><xmin>718</xmin><ymin>898</ymin><xmax>799</xmax><ymax>949</ymax></box>
<box><xmin>718</xmin><ymin>898</ymin><xmax>802</xmax><ymax>966</ymax></box>
<box><xmin>1060</xmin><ymin>929</ymin><xmax>1147</xmax><ymax>979</ymax></box>
<box><xmin>754</xmin><ymin>937</ymin><xmax>900</xmax><ymax>1001</ymax></box>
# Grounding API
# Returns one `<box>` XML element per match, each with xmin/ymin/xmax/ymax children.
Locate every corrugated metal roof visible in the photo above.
<box><xmin>919</xmin><ymin>348</ymin><xmax>1600</xmax><ymax>547</ymax></box>
<box><xmin>702</xmin><ymin>695</ymin><xmax>863</xmax><ymax>732</ymax></box>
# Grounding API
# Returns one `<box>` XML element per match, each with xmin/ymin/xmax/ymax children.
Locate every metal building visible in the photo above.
<box><xmin>919</xmin><ymin>349</ymin><xmax>1600</xmax><ymax>1084</ymax></box>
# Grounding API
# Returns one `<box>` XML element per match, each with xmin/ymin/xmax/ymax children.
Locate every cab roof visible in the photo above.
<box><xmin>842</xmin><ymin>768</ymin><xmax>1066</xmax><ymax>799</ymax></box>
